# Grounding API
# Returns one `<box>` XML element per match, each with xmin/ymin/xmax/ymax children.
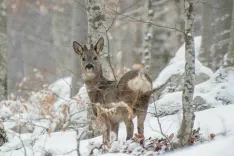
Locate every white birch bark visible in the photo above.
<box><xmin>86</xmin><ymin>0</ymin><xmax>106</xmax><ymax>45</ymax></box>
<box><xmin>225</xmin><ymin>1</ymin><xmax>234</xmax><ymax>67</ymax></box>
<box><xmin>177</xmin><ymin>0</ymin><xmax>195</xmax><ymax>147</ymax></box>
<box><xmin>141</xmin><ymin>0</ymin><xmax>154</xmax><ymax>72</ymax></box>
<box><xmin>86</xmin><ymin>0</ymin><xmax>106</xmax><ymax>137</ymax></box>
<box><xmin>0</xmin><ymin>0</ymin><xmax>7</xmax><ymax>101</ymax></box>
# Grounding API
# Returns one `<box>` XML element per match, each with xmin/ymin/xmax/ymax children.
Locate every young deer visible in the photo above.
<box><xmin>96</xmin><ymin>102</ymin><xmax>134</xmax><ymax>142</ymax></box>
<box><xmin>73</xmin><ymin>37</ymin><xmax>152</xmax><ymax>140</ymax></box>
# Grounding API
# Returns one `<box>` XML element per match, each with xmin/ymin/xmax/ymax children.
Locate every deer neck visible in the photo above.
<box><xmin>84</xmin><ymin>71</ymin><xmax>108</xmax><ymax>91</ymax></box>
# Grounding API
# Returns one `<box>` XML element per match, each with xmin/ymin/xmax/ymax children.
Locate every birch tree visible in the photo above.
<box><xmin>177</xmin><ymin>0</ymin><xmax>195</xmax><ymax>147</ymax></box>
<box><xmin>141</xmin><ymin>0</ymin><xmax>154</xmax><ymax>72</ymax></box>
<box><xmin>86</xmin><ymin>0</ymin><xmax>106</xmax><ymax>46</ymax></box>
<box><xmin>0</xmin><ymin>0</ymin><xmax>7</xmax><ymax>101</ymax></box>
<box><xmin>225</xmin><ymin>1</ymin><xmax>234</xmax><ymax>67</ymax></box>
<box><xmin>86</xmin><ymin>0</ymin><xmax>106</xmax><ymax>137</ymax></box>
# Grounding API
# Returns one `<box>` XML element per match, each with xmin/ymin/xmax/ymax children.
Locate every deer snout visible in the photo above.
<box><xmin>85</xmin><ymin>63</ymin><xmax>94</xmax><ymax>70</ymax></box>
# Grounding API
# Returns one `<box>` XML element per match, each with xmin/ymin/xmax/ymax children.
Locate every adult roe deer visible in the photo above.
<box><xmin>73</xmin><ymin>37</ymin><xmax>152</xmax><ymax>140</ymax></box>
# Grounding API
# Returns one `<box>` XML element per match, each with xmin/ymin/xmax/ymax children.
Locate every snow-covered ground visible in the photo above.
<box><xmin>1</xmin><ymin>104</ymin><xmax>234</xmax><ymax>156</ymax></box>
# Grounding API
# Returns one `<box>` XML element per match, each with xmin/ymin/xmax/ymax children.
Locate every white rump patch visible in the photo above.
<box><xmin>128</xmin><ymin>73</ymin><xmax>152</xmax><ymax>93</ymax></box>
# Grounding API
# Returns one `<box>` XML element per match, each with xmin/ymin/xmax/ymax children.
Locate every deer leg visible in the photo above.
<box><xmin>111</xmin><ymin>123</ymin><xmax>119</xmax><ymax>141</ymax></box>
<box><xmin>125</xmin><ymin>120</ymin><xmax>134</xmax><ymax>140</ymax></box>
<box><xmin>137</xmin><ymin>111</ymin><xmax>146</xmax><ymax>134</ymax></box>
<box><xmin>103</xmin><ymin>124</ymin><xmax>110</xmax><ymax>143</ymax></box>
<box><xmin>102</xmin><ymin>117</ymin><xmax>111</xmax><ymax>143</ymax></box>
<box><xmin>136</xmin><ymin>94</ymin><xmax>150</xmax><ymax>134</ymax></box>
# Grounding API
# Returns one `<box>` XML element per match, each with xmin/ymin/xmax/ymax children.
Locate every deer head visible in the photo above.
<box><xmin>73</xmin><ymin>37</ymin><xmax>104</xmax><ymax>81</ymax></box>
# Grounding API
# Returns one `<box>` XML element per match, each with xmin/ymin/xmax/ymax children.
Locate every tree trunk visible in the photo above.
<box><xmin>150</xmin><ymin>0</ymin><xmax>175</xmax><ymax>78</ymax></box>
<box><xmin>0</xmin><ymin>0</ymin><xmax>7</xmax><ymax>101</ymax></box>
<box><xmin>199</xmin><ymin>0</ymin><xmax>233</xmax><ymax>71</ymax></box>
<box><xmin>177</xmin><ymin>1</ymin><xmax>195</xmax><ymax>147</ymax></box>
<box><xmin>52</xmin><ymin>1</ymin><xmax>73</xmax><ymax>78</ymax></box>
<box><xmin>225</xmin><ymin>1</ymin><xmax>234</xmax><ymax>67</ymax></box>
<box><xmin>141</xmin><ymin>0</ymin><xmax>154</xmax><ymax>72</ymax></box>
<box><xmin>71</xmin><ymin>0</ymin><xmax>88</xmax><ymax>97</ymax></box>
<box><xmin>86</xmin><ymin>0</ymin><xmax>106</xmax><ymax>45</ymax></box>
<box><xmin>211</xmin><ymin>0</ymin><xmax>233</xmax><ymax>70</ymax></box>
<box><xmin>199</xmin><ymin>0</ymin><xmax>213</xmax><ymax>68</ymax></box>
<box><xmin>86</xmin><ymin>0</ymin><xmax>106</xmax><ymax>137</ymax></box>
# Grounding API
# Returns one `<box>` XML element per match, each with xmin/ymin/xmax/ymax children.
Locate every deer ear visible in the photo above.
<box><xmin>73</xmin><ymin>41</ymin><xmax>84</xmax><ymax>56</ymax></box>
<box><xmin>94</xmin><ymin>37</ymin><xmax>104</xmax><ymax>54</ymax></box>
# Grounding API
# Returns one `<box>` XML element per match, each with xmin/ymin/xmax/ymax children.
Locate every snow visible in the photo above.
<box><xmin>164</xmin><ymin>136</ymin><xmax>234</xmax><ymax>156</ymax></box>
<box><xmin>149</xmin><ymin>67</ymin><xmax>234</xmax><ymax>116</ymax></box>
<box><xmin>153</xmin><ymin>36</ymin><xmax>213</xmax><ymax>88</ymax></box>
<box><xmin>148</xmin><ymin>92</ymin><xmax>182</xmax><ymax>116</ymax></box>
<box><xmin>1</xmin><ymin>104</ymin><xmax>234</xmax><ymax>156</ymax></box>
<box><xmin>195</xmin><ymin>67</ymin><xmax>234</xmax><ymax>105</ymax></box>
<box><xmin>49</xmin><ymin>76</ymin><xmax>72</xmax><ymax>106</ymax></box>
<box><xmin>150</xmin><ymin>36</ymin><xmax>234</xmax><ymax>117</ymax></box>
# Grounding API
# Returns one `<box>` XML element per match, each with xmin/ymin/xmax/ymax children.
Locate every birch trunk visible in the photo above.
<box><xmin>0</xmin><ymin>0</ymin><xmax>7</xmax><ymax>101</ymax></box>
<box><xmin>177</xmin><ymin>1</ymin><xmax>195</xmax><ymax>147</ymax></box>
<box><xmin>225</xmin><ymin>1</ymin><xmax>234</xmax><ymax>67</ymax></box>
<box><xmin>142</xmin><ymin>0</ymin><xmax>154</xmax><ymax>72</ymax></box>
<box><xmin>86</xmin><ymin>0</ymin><xmax>106</xmax><ymax>137</ymax></box>
<box><xmin>86</xmin><ymin>0</ymin><xmax>106</xmax><ymax>45</ymax></box>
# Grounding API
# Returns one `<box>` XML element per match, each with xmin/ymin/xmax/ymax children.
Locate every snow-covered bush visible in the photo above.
<box><xmin>153</xmin><ymin>36</ymin><xmax>213</xmax><ymax>96</ymax></box>
<box><xmin>0</xmin><ymin>74</ymin><xmax>88</xmax><ymax>139</ymax></box>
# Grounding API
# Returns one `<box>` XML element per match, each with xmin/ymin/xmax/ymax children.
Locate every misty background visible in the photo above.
<box><xmin>0</xmin><ymin>0</ymin><xmax>233</xmax><ymax>100</ymax></box>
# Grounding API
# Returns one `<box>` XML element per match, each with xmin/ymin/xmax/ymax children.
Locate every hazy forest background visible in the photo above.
<box><xmin>0</xmin><ymin>0</ymin><xmax>233</xmax><ymax>99</ymax></box>
<box><xmin>1</xmin><ymin>0</ymin><xmax>234</xmax><ymax>155</ymax></box>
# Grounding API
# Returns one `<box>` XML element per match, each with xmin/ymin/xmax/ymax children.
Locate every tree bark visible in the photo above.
<box><xmin>177</xmin><ymin>0</ymin><xmax>195</xmax><ymax>147</ymax></box>
<box><xmin>86</xmin><ymin>0</ymin><xmax>106</xmax><ymax>137</ymax></box>
<box><xmin>141</xmin><ymin>0</ymin><xmax>154</xmax><ymax>72</ymax></box>
<box><xmin>86</xmin><ymin>0</ymin><xmax>106</xmax><ymax>45</ymax></box>
<box><xmin>0</xmin><ymin>0</ymin><xmax>7</xmax><ymax>101</ymax></box>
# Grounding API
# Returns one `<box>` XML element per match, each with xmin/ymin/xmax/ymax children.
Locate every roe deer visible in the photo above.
<box><xmin>73</xmin><ymin>37</ymin><xmax>152</xmax><ymax>140</ymax></box>
<box><xmin>96</xmin><ymin>102</ymin><xmax>134</xmax><ymax>142</ymax></box>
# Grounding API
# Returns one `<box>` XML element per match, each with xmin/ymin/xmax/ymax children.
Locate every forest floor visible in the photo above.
<box><xmin>1</xmin><ymin>104</ymin><xmax>233</xmax><ymax>156</ymax></box>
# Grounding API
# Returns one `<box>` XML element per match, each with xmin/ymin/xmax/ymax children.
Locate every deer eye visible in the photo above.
<box><xmin>93</xmin><ymin>56</ymin><xmax>97</xmax><ymax>60</ymax></box>
<box><xmin>82</xmin><ymin>58</ymin><xmax>86</xmax><ymax>61</ymax></box>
